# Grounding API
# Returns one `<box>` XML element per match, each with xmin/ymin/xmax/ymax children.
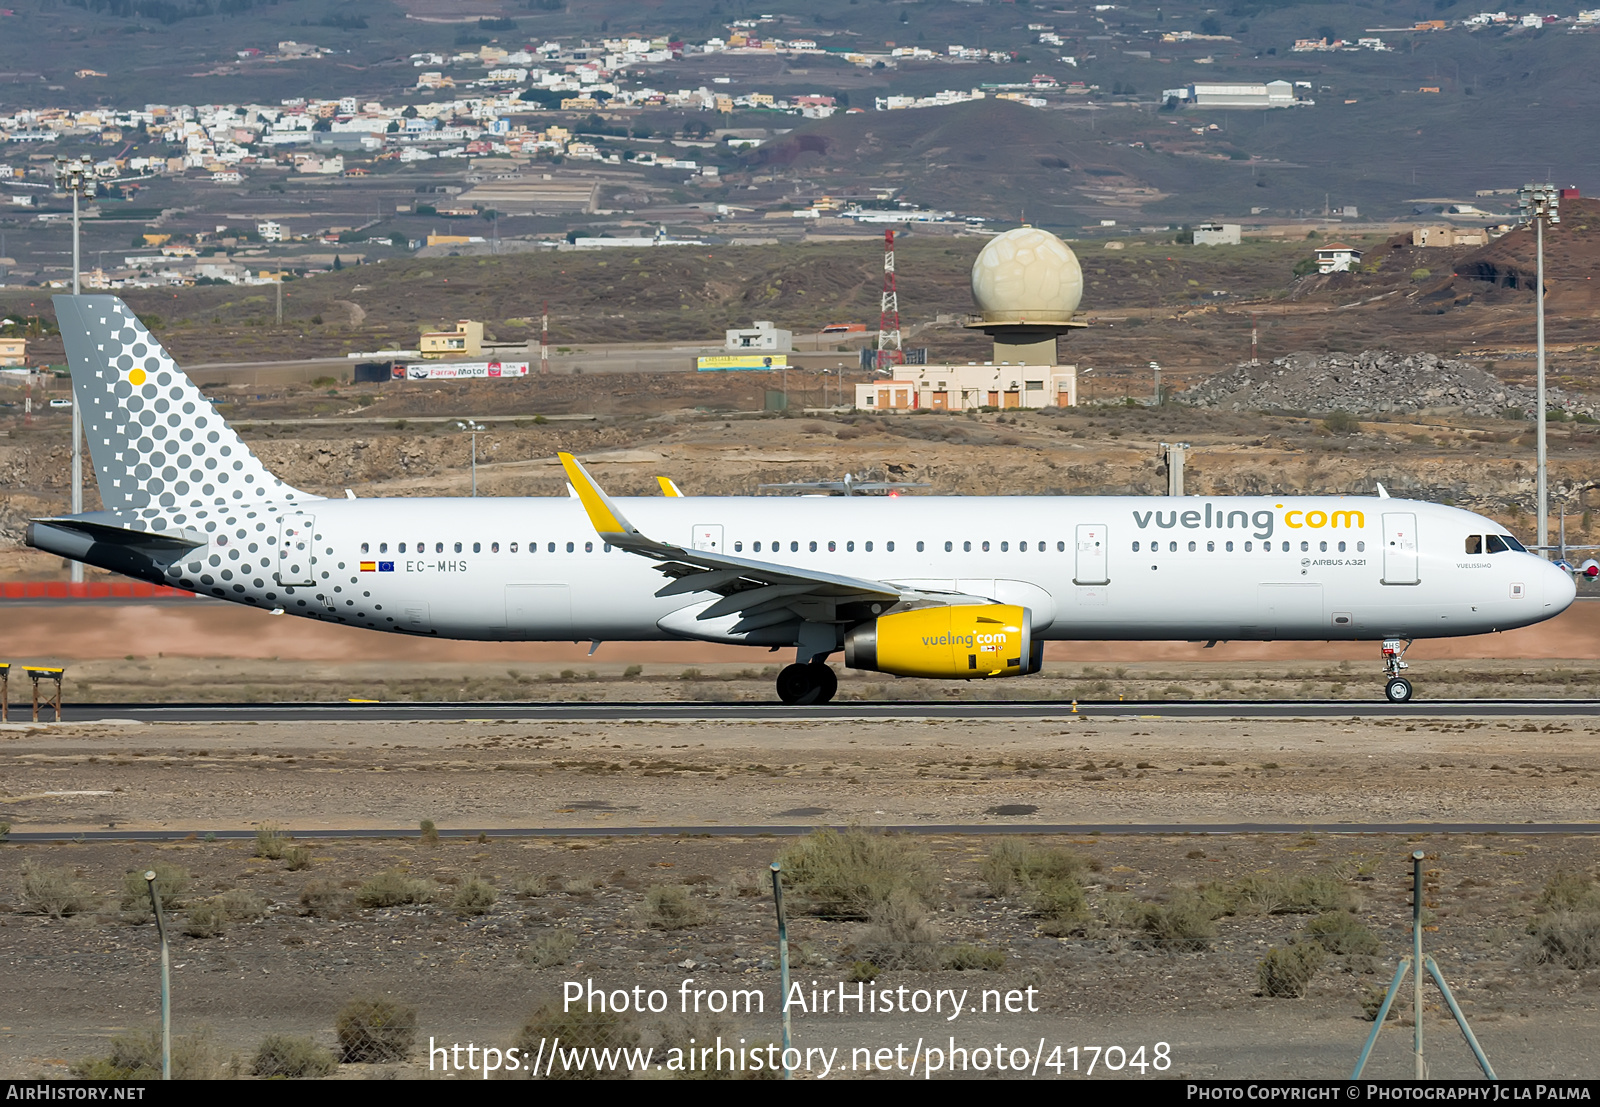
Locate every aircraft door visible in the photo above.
<box><xmin>275</xmin><ymin>511</ymin><xmax>316</xmax><ymax>587</ymax></box>
<box><xmin>1074</xmin><ymin>523</ymin><xmax>1109</xmax><ymax>585</ymax></box>
<box><xmin>1382</xmin><ymin>512</ymin><xmax>1419</xmax><ymax>585</ymax></box>
<box><xmin>693</xmin><ymin>525</ymin><xmax>724</xmax><ymax>553</ymax></box>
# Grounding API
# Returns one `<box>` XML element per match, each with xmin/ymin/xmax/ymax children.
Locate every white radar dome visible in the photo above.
<box><xmin>970</xmin><ymin>226</ymin><xmax>1084</xmax><ymax>323</ymax></box>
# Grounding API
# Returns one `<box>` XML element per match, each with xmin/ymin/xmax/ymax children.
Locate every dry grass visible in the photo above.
<box><xmin>1140</xmin><ymin>890</ymin><xmax>1220</xmax><ymax>952</ymax></box>
<box><xmin>354</xmin><ymin>869</ymin><xmax>435</xmax><ymax>909</ymax></box>
<box><xmin>19</xmin><ymin>863</ymin><xmax>94</xmax><ymax>919</ymax></box>
<box><xmin>254</xmin><ymin>824</ymin><xmax>288</xmax><ymax>861</ymax></box>
<box><xmin>1258</xmin><ymin>943</ymin><xmax>1327</xmax><ymax>998</ymax></box>
<box><xmin>1305</xmin><ymin>911</ymin><xmax>1381</xmax><ymax>956</ymax></box>
<box><xmin>510</xmin><ymin>1004</ymin><xmax>638</xmax><ymax>1080</ymax></box>
<box><xmin>70</xmin><ymin>1027</ymin><xmax>228</xmax><ymax>1079</ymax></box>
<box><xmin>451</xmin><ymin>876</ymin><xmax>498</xmax><ymax>916</ymax></box>
<box><xmin>855</xmin><ymin>888</ymin><xmax>941</xmax><ymax>970</ymax></box>
<box><xmin>642</xmin><ymin>884</ymin><xmax>708</xmax><ymax>930</ymax></box>
<box><xmin>521</xmin><ymin>929</ymin><xmax>579</xmax><ymax>968</ymax></box>
<box><xmin>250</xmin><ymin>1034</ymin><xmax>337</xmax><ymax>1078</ymax></box>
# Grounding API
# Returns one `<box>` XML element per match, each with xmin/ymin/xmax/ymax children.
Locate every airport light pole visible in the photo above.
<box><xmin>55</xmin><ymin>156</ymin><xmax>95</xmax><ymax>582</ymax></box>
<box><xmin>1519</xmin><ymin>183</ymin><xmax>1560</xmax><ymax>557</ymax></box>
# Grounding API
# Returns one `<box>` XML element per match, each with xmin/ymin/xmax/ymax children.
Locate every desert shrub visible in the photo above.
<box><xmin>981</xmin><ymin>840</ymin><xmax>1089</xmax><ymax>898</ymax></box>
<box><xmin>521</xmin><ymin>929</ymin><xmax>579</xmax><ymax>968</ymax></box>
<box><xmin>183</xmin><ymin>899</ymin><xmax>229</xmax><ymax>938</ymax></box>
<box><xmin>284</xmin><ymin>846</ymin><xmax>312</xmax><ymax>871</ymax></box>
<box><xmin>1098</xmin><ymin>891</ymin><xmax>1144</xmax><ymax>930</ymax></box>
<box><xmin>354</xmin><ymin>869</ymin><xmax>434</xmax><ymax>908</ymax></box>
<box><xmin>1305</xmin><ymin>912</ymin><xmax>1380</xmax><ymax>956</ymax></box>
<box><xmin>1536</xmin><ymin>871</ymin><xmax>1600</xmax><ymax>913</ymax></box>
<box><xmin>1235</xmin><ymin>872</ymin><xmax>1351</xmax><ymax>916</ymax></box>
<box><xmin>848</xmin><ymin>960</ymin><xmax>879</xmax><ymax>982</ymax></box>
<box><xmin>254</xmin><ymin>824</ymin><xmax>288</xmax><ymax>860</ymax></box>
<box><xmin>643</xmin><ymin>884</ymin><xmax>707</xmax><ymax>930</ymax></box>
<box><xmin>1361</xmin><ymin>984</ymin><xmax>1401</xmax><ymax>1022</ymax></box>
<box><xmin>941</xmin><ymin>943</ymin><xmax>1006</xmax><ymax>971</ymax></box>
<box><xmin>855</xmin><ymin>888</ymin><xmax>940</xmax><ymax>969</ymax></box>
<box><xmin>420</xmin><ymin>818</ymin><xmax>440</xmax><ymax>847</ymax></box>
<box><xmin>120</xmin><ymin>862</ymin><xmax>190</xmax><ymax>914</ymax></box>
<box><xmin>335</xmin><ymin>997</ymin><xmax>418</xmax><ymax>1063</ymax></box>
<box><xmin>1258</xmin><ymin>943</ymin><xmax>1327</xmax><ymax>998</ymax></box>
<box><xmin>778</xmin><ymin>828</ymin><xmax>936</xmax><ymax>918</ymax></box>
<box><xmin>299</xmin><ymin>879</ymin><xmax>347</xmax><ymax>917</ymax></box>
<box><xmin>451</xmin><ymin>876</ymin><xmax>498</xmax><ymax>916</ymax></box>
<box><xmin>1322</xmin><ymin>410</ymin><xmax>1361</xmax><ymax>434</ymax></box>
<box><xmin>511</xmin><ymin>1004</ymin><xmax>637</xmax><ymax>1080</ymax></box>
<box><xmin>20</xmin><ymin>863</ymin><xmax>94</xmax><ymax>918</ymax></box>
<box><xmin>71</xmin><ymin>1027</ymin><xmax>224</xmax><ymax>1079</ymax></box>
<box><xmin>251</xmin><ymin>1033</ymin><xmax>337</xmax><ymax>1078</ymax></box>
<box><xmin>1034</xmin><ymin>878</ymin><xmax>1089</xmax><ymax>937</ymax></box>
<box><xmin>1529</xmin><ymin>912</ymin><xmax>1600</xmax><ymax>970</ymax></box>
<box><xmin>1140</xmin><ymin>890</ymin><xmax>1218</xmax><ymax>951</ymax></box>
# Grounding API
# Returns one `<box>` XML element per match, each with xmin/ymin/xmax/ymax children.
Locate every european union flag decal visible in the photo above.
<box><xmin>378</xmin><ymin>561</ymin><xmax>395</xmax><ymax>572</ymax></box>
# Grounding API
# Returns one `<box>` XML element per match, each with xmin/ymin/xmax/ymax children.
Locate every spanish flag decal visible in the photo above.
<box><xmin>360</xmin><ymin>561</ymin><xmax>376</xmax><ymax>572</ymax></box>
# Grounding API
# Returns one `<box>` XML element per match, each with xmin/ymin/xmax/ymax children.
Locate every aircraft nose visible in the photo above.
<box><xmin>1544</xmin><ymin>558</ymin><xmax>1578</xmax><ymax>613</ymax></box>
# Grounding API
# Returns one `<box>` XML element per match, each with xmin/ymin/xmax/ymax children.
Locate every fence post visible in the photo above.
<box><xmin>144</xmin><ymin>871</ymin><xmax>171</xmax><ymax>1080</ymax></box>
<box><xmin>769</xmin><ymin>862</ymin><xmax>792</xmax><ymax>1080</ymax></box>
<box><xmin>1412</xmin><ymin>849</ymin><xmax>1425</xmax><ymax>1079</ymax></box>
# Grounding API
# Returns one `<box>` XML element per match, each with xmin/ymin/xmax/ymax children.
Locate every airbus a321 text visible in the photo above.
<box><xmin>27</xmin><ymin>295</ymin><xmax>1576</xmax><ymax>704</ymax></box>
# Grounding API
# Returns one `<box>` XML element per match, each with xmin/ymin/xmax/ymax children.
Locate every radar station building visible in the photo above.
<box><xmin>855</xmin><ymin>226</ymin><xmax>1083</xmax><ymax>412</ymax></box>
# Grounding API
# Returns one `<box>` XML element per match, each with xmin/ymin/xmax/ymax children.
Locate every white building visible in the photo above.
<box><xmin>1192</xmin><ymin>222</ymin><xmax>1241</xmax><ymax>245</ymax></box>
<box><xmin>256</xmin><ymin>220</ymin><xmax>285</xmax><ymax>242</ymax></box>
<box><xmin>725</xmin><ymin>320</ymin><xmax>792</xmax><ymax>352</ymax></box>
<box><xmin>1185</xmin><ymin>81</ymin><xmax>1296</xmax><ymax>108</ymax></box>
<box><xmin>1314</xmin><ymin>242</ymin><xmax>1362</xmax><ymax>273</ymax></box>
<box><xmin>855</xmin><ymin>363</ymin><xmax>1078</xmax><ymax>412</ymax></box>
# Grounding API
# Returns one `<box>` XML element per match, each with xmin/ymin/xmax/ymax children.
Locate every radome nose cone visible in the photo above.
<box><xmin>1547</xmin><ymin>559</ymin><xmax>1578</xmax><ymax>612</ymax></box>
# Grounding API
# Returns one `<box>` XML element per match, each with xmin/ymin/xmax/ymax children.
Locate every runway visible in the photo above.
<box><xmin>7</xmin><ymin>821</ymin><xmax>1600</xmax><ymax>843</ymax></box>
<box><xmin>41</xmin><ymin>697</ymin><xmax>1600</xmax><ymax>724</ymax></box>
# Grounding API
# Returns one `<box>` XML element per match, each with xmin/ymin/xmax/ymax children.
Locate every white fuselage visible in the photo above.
<box><xmin>212</xmin><ymin>493</ymin><xmax>1573</xmax><ymax>645</ymax></box>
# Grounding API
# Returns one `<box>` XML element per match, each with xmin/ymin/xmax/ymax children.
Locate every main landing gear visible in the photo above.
<box><xmin>776</xmin><ymin>661</ymin><xmax>837</xmax><ymax>705</ymax></box>
<box><xmin>1381</xmin><ymin>638</ymin><xmax>1414</xmax><ymax>703</ymax></box>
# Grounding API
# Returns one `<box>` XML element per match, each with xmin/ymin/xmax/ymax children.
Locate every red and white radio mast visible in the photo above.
<box><xmin>876</xmin><ymin>229</ymin><xmax>903</xmax><ymax>369</ymax></box>
<box><xmin>540</xmin><ymin>300</ymin><xmax>549</xmax><ymax>374</ymax></box>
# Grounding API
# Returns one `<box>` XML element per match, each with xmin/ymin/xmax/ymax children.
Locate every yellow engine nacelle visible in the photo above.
<box><xmin>843</xmin><ymin>604</ymin><xmax>1042</xmax><ymax>679</ymax></box>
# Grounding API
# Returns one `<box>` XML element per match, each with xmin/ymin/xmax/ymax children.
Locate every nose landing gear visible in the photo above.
<box><xmin>1381</xmin><ymin>638</ymin><xmax>1413</xmax><ymax>703</ymax></box>
<box><xmin>776</xmin><ymin>661</ymin><xmax>838</xmax><ymax>705</ymax></box>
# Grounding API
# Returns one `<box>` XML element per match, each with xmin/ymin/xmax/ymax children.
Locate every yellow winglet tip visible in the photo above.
<box><xmin>657</xmin><ymin>476</ymin><xmax>683</xmax><ymax>497</ymax></box>
<box><xmin>557</xmin><ymin>452</ymin><xmax>627</xmax><ymax>535</ymax></box>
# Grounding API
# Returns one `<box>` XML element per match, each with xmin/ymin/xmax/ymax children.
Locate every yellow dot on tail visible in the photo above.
<box><xmin>128</xmin><ymin>368</ymin><xmax>146</xmax><ymax>386</ymax></box>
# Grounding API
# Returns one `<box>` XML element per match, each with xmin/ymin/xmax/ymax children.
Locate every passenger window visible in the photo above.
<box><xmin>917</xmin><ymin>541</ymin><xmax>925</xmax><ymax>552</ymax></box>
<box><xmin>1169</xmin><ymin>542</ymin><xmax>1177</xmax><ymax>553</ymax></box>
<box><xmin>1465</xmin><ymin>535</ymin><xmax>1483</xmax><ymax>555</ymax></box>
<box><xmin>1319</xmin><ymin>541</ymin><xmax>1327</xmax><ymax>552</ymax></box>
<box><xmin>1299</xmin><ymin>541</ymin><xmax>1309</xmax><ymax>552</ymax></box>
<box><xmin>511</xmin><ymin>542</ymin><xmax>519</xmax><ymax>553</ymax></box>
<box><xmin>1188</xmin><ymin>541</ymin><xmax>1197</xmax><ymax>552</ymax></box>
<box><xmin>944</xmin><ymin>541</ymin><xmax>953</xmax><ymax>552</ymax></box>
<box><xmin>1133</xmin><ymin>541</ymin><xmax>1141</xmax><ymax>552</ymax></box>
<box><xmin>734</xmin><ymin>541</ymin><xmax>743</xmax><ymax>552</ymax></box>
<box><xmin>809</xmin><ymin>541</ymin><xmax>818</xmax><ymax>552</ymax></box>
<box><xmin>1206</xmin><ymin>541</ymin><xmax>1214</xmax><ymax>552</ymax></box>
<box><xmin>604</xmin><ymin>544</ymin><xmax>611</xmax><ymax>553</ymax></box>
<box><xmin>982</xmin><ymin>541</ymin><xmax>990</xmax><ymax>552</ymax></box>
<box><xmin>828</xmin><ymin>540</ymin><xmax>837</xmax><ymax>552</ymax></box>
<box><xmin>379</xmin><ymin>542</ymin><xmax>388</xmax><ymax>554</ymax></box>
<box><xmin>1037</xmin><ymin>540</ymin><xmax>1044</xmax><ymax>552</ymax></box>
<box><xmin>361</xmin><ymin>542</ymin><xmax>369</xmax><ymax>554</ymax></box>
<box><xmin>753</xmin><ymin>541</ymin><xmax>761</xmax><ymax>552</ymax></box>
<box><xmin>1000</xmin><ymin>541</ymin><xmax>1008</xmax><ymax>552</ymax></box>
<box><xmin>865</xmin><ymin>541</ymin><xmax>873</xmax><ymax>552</ymax></box>
<box><xmin>585</xmin><ymin>541</ymin><xmax>593</xmax><ymax>553</ymax></box>
<box><xmin>791</xmin><ymin>541</ymin><xmax>799</xmax><ymax>553</ymax></box>
<box><xmin>473</xmin><ymin>542</ymin><xmax>481</xmax><ymax>553</ymax></box>
<box><xmin>887</xmin><ymin>541</ymin><xmax>895</xmax><ymax>552</ymax></box>
<box><xmin>1019</xmin><ymin>541</ymin><xmax>1027</xmax><ymax>552</ymax></box>
<box><xmin>454</xmin><ymin>542</ymin><xmax>462</xmax><ymax>553</ymax></box>
<box><xmin>1337</xmin><ymin>541</ymin><xmax>1345</xmax><ymax>553</ymax></box>
<box><xmin>1225</xmin><ymin>540</ymin><xmax>1234</xmax><ymax>552</ymax></box>
<box><xmin>566</xmin><ymin>541</ymin><xmax>574</xmax><ymax>553</ymax></box>
<box><xmin>1245</xmin><ymin>541</ymin><xmax>1253</xmax><ymax>552</ymax></box>
<box><xmin>1357</xmin><ymin>541</ymin><xmax>1365</xmax><ymax>552</ymax></box>
<box><xmin>398</xmin><ymin>542</ymin><xmax>406</xmax><ymax>554</ymax></box>
<box><xmin>436</xmin><ymin>542</ymin><xmax>444</xmax><ymax>553</ymax></box>
<box><xmin>491</xmin><ymin>542</ymin><xmax>499</xmax><ymax>553</ymax></box>
<box><xmin>548</xmin><ymin>542</ymin><xmax>556</xmax><ymax>553</ymax></box>
<box><xmin>1057</xmin><ymin>541</ymin><xmax>1066</xmax><ymax>552</ymax></box>
<box><xmin>846</xmin><ymin>541</ymin><xmax>854</xmax><ymax>552</ymax></box>
<box><xmin>1282</xmin><ymin>541</ymin><xmax>1290</xmax><ymax>552</ymax></box>
<box><xmin>963</xmin><ymin>541</ymin><xmax>972</xmax><ymax>552</ymax></box>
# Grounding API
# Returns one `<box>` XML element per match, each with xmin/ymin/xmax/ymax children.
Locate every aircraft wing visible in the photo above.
<box><xmin>559</xmin><ymin>453</ymin><xmax>912</xmax><ymax>623</ymax></box>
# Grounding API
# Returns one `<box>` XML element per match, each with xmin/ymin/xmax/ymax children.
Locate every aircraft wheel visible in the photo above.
<box><xmin>812</xmin><ymin>663</ymin><xmax>838</xmax><ymax>704</ymax></box>
<box><xmin>777</xmin><ymin>663</ymin><xmax>820</xmax><ymax>705</ymax></box>
<box><xmin>1385</xmin><ymin>677</ymin><xmax>1413</xmax><ymax>704</ymax></box>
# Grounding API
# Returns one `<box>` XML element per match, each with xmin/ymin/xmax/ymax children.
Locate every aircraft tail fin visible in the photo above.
<box><xmin>53</xmin><ymin>294</ymin><xmax>317</xmax><ymax>531</ymax></box>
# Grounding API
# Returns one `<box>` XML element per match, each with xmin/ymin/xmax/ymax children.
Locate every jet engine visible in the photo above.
<box><xmin>843</xmin><ymin>604</ymin><xmax>1042</xmax><ymax>679</ymax></box>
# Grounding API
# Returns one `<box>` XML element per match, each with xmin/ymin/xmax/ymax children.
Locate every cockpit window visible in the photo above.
<box><xmin>1465</xmin><ymin>535</ymin><xmax>1483</xmax><ymax>555</ymax></box>
<box><xmin>1486</xmin><ymin>534</ymin><xmax>1526</xmax><ymax>554</ymax></box>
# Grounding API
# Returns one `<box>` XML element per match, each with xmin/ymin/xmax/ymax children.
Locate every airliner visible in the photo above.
<box><xmin>27</xmin><ymin>294</ymin><xmax>1576</xmax><ymax>704</ymax></box>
